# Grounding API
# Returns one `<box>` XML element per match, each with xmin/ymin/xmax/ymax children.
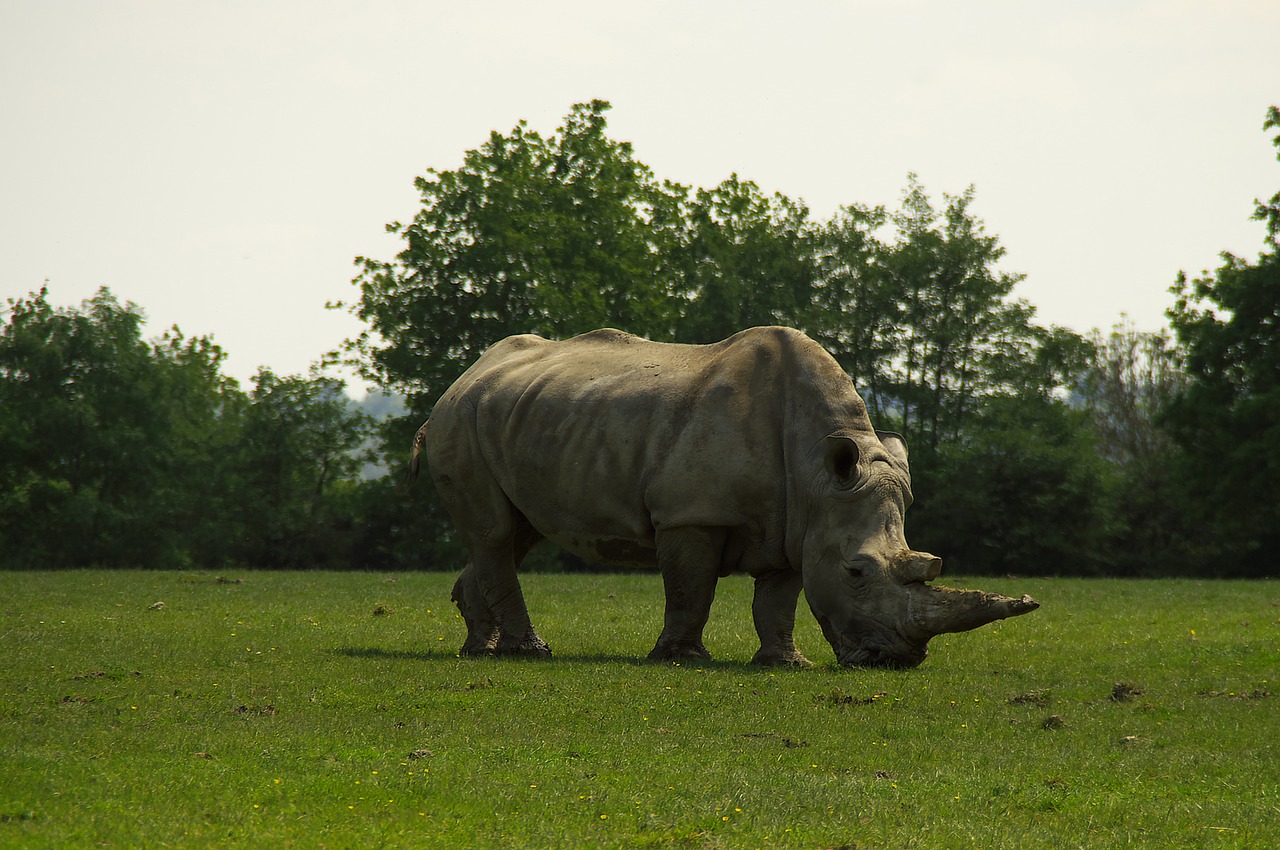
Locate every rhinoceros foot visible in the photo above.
<box><xmin>751</xmin><ymin>648</ymin><xmax>814</xmax><ymax>668</ymax></box>
<box><xmin>459</xmin><ymin>629</ymin><xmax>501</xmax><ymax>657</ymax></box>
<box><xmin>647</xmin><ymin>640</ymin><xmax>712</xmax><ymax>663</ymax></box>
<box><xmin>492</xmin><ymin>632</ymin><xmax>553</xmax><ymax>659</ymax></box>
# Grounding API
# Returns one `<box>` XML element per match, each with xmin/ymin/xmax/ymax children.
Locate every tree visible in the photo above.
<box><xmin>807</xmin><ymin>178</ymin><xmax>1091</xmax><ymax>449</ymax></box>
<box><xmin>675</xmin><ymin>175</ymin><xmax>815</xmax><ymax>343</ymax></box>
<box><xmin>340</xmin><ymin>100</ymin><xmax>688</xmax><ymax>409</ymax></box>
<box><xmin>876</xmin><ymin>177</ymin><xmax>1092</xmax><ymax>453</ymax></box>
<box><xmin>1163</xmin><ymin>106</ymin><xmax>1280</xmax><ymax>574</ymax></box>
<box><xmin>807</xmin><ymin>179</ymin><xmax>1101</xmax><ymax>575</ymax></box>
<box><xmin>910</xmin><ymin>395</ymin><xmax>1120</xmax><ymax>576</ymax></box>
<box><xmin>338</xmin><ymin>108</ymin><xmax>1100</xmax><ymax>574</ymax></box>
<box><xmin>0</xmin><ymin>286</ymin><xmax>239</xmax><ymax>567</ymax></box>
<box><xmin>339</xmin><ymin>101</ymin><xmax>699</xmax><ymax>570</ymax></box>
<box><xmin>0</xmin><ymin>286</ymin><xmax>375</xmax><ymax>570</ymax></box>
<box><xmin>806</xmin><ymin>202</ymin><xmax>898</xmax><ymax>421</ymax></box>
<box><xmin>1078</xmin><ymin>321</ymin><xmax>1189</xmax><ymax>574</ymax></box>
<box><xmin>230</xmin><ymin>369</ymin><xmax>374</xmax><ymax>568</ymax></box>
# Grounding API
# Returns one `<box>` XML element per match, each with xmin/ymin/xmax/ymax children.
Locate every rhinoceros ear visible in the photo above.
<box><xmin>876</xmin><ymin>431</ymin><xmax>909</xmax><ymax>466</ymax></box>
<box><xmin>824</xmin><ymin>435</ymin><xmax>861</xmax><ymax>489</ymax></box>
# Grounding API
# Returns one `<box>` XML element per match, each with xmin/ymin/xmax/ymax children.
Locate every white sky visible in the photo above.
<box><xmin>3</xmin><ymin>1</ymin><xmax>1277</xmax><ymax>394</ymax></box>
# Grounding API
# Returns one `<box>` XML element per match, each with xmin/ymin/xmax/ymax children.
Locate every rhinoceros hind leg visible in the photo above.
<box><xmin>452</xmin><ymin>565</ymin><xmax>500</xmax><ymax>656</ymax></box>
<box><xmin>467</xmin><ymin>530</ymin><xmax>553</xmax><ymax>659</ymax></box>
<box><xmin>647</xmin><ymin>527</ymin><xmax>725</xmax><ymax>662</ymax></box>
<box><xmin>484</xmin><ymin>519</ymin><xmax>551</xmax><ymax>657</ymax></box>
<box><xmin>493</xmin><ymin>631</ymin><xmax>553</xmax><ymax>658</ymax></box>
<box><xmin>749</xmin><ymin>569</ymin><xmax>812</xmax><ymax>667</ymax></box>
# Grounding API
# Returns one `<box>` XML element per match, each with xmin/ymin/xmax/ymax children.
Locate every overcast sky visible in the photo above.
<box><xmin>3</xmin><ymin>1</ymin><xmax>1277</xmax><ymax>393</ymax></box>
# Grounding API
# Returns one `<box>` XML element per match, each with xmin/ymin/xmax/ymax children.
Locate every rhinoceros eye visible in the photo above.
<box><xmin>846</xmin><ymin>556</ymin><xmax>874</xmax><ymax>577</ymax></box>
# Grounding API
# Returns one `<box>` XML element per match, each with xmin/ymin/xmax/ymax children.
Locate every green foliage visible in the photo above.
<box><xmin>807</xmin><ymin>202</ymin><xmax>898</xmax><ymax>418</ymax></box>
<box><xmin>845</xmin><ymin>177</ymin><xmax>1093</xmax><ymax>453</ymax></box>
<box><xmin>3</xmin><ymin>570</ymin><xmax>1277</xmax><ymax>848</ymax></box>
<box><xmin>0</xmin><ymin>287</ymin><xmax>237</xmax><ymax>567</ymax></box>
<box><xmin>803</xmin><ymin>181</ymin><xmax>1104</xmax><ymax>576</ymax></box>
<box><xmin>912</xmin><ymin>396</ymin><xmax>1120</xmax><ymax>575</ymax></box>
<box><xmin>0</xmin><ymin>287</ymin><xmax>372</xmax><ymax>569</ymax></box>
<box><xmin>675</xmin><ymin>175</ymin><xmax>816</xmax><ymax>343</ymax></box>
<box><xmin>1164</xmin><ymin>105</ymin><xmax>1280</xmax><ymax>575</ymax></box>
<box><xmin>229</xmin><ymin>369</ymin><xmax>375</xmax><ymax>568</ymax></box>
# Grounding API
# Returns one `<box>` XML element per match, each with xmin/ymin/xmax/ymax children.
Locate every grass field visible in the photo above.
<box><xmin>2</xmin><ymin>570</ymin><xmax>1277</xmax><ymax>849</ymax></box>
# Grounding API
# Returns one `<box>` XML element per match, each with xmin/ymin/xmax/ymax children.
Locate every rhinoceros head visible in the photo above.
<box><xmin>800</xmin><ymin>431</ymin><xmax>1039</xmax><ymax>668</ymax></box>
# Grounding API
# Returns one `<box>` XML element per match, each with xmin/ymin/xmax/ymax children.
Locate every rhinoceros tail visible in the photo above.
<box><xmin>406</xmin><ymin>420</ymin><xmax>429</xmax><ymax>487</ymax></box>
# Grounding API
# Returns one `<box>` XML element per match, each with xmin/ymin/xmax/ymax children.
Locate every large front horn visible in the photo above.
<box><xmin>909</xmin><ymin>586</ymin><xmax>1040</xmax><ymax>636</ymax></box>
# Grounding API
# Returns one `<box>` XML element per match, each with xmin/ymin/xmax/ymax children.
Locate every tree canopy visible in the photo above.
<box><xmin>0</xmin><ymin>287</ymin><xmax>372</xmax><ymax>569</ymax></box>
<box><xmin>1160</xmin><ymin>106</ymin><xmax>1280</xmax><ymax>573</ymax></box>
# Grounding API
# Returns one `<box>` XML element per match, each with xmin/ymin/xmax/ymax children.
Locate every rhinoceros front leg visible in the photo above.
<box><xmin>648</xmin><ymin>527</ymin><xmax>726</xmax><ymax>662</ymax></box>
<box><xmin>750</xmin><ymin>568</ymin><xmax>812</xmax><ymax>667</ymax></box>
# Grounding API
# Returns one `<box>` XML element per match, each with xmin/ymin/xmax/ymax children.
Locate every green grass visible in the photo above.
<box><xmin>2</xmin><ymin>570</ymin><xmax>1277</xmax><ymax>849</ymax></box>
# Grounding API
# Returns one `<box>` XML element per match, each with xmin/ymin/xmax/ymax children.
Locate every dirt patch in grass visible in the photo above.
<box><xmin>1110</xmin><ymin>682</ymin><xmax>1146</xmax><ymax>702</ymax></box>
<box><xmin>234</xmin><ymin>704</ymin><xmax>277</xmax><ymax>717</ymax></box>
<box><xmin>1010</xmin><ymin>689</ymin><xmax>1051</xmax><ymax>707</ymax></box>
<box><xmin>817</xmin><ymin>688</ymin><xmax>886</xmax><ymax>707</ymax></box>
<box><xmin>740</xmin><ymin>733</ymin><xmax>808</xmax><ymax>749</ymax></box>
<box><xmin>1199</xmin><ymin>688</ymin><xmax>1271</xmax><ymax>701</ymax></box>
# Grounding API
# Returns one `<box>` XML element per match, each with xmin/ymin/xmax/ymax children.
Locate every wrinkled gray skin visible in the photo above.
<box><xmin>411</xmin><ymin>327</ymin><xmax>1039</xmax><ymax>668</ymax></box>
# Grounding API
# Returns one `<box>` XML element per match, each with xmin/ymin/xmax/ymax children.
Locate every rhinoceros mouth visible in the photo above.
<box><xmin>815</xmin><ymin>612</ymin><xmax>929</xmax><ymax>669</ymax></box>
<box><xmin>838</xmin><ymin>643</ymin><xmax>928</xmax><ymax>669</ymax></box>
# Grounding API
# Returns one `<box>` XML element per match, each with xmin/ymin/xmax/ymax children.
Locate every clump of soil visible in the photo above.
<box><xmin>817</xmin><ymin>688</ymin><xmax>886</xmax><ymax>707</ymax></box>
<box><xmin>1010</xmin><ymin>690</ymin><xmax>1051</xmax><ymax>708</ymax></box>
<box><xmin>234</xmin><ymin>704</ymin><xmax>277</xmax><ymax>717</ymax></box>
<box><xmin>1110</xmin><ymin>682</ymin><xmax>1145</xmax><ymax>702</ymax></box>
<box><xmin>1200</xmin><ymin>688</ymin><xmax>1271</xmax><ymax>701</ymax></box>
<box><xmin>740</xmin><ymin>733</ymin><xmax>808</xmax><ymax>749</ymax></box>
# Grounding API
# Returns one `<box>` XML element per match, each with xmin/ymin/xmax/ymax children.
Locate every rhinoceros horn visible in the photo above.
<box><xmin>908</xmin><ymin>585</ymin><xmax>1040</xmax><ymax>636</ymax></box>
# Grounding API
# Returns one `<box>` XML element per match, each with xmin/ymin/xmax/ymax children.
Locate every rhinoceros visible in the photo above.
<box><xmin>410</xmin><ymin>326</ymin><xmax>1038</xmax><ymax>668</ymax></box>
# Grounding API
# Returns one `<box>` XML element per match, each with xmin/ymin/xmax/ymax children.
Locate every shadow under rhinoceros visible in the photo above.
<box><xmin>333</xmin><ymin>645</ymin><xmax>765</xmax><ymax>672</ymax></box>
<box><xmin>334</xmin><ymin>646</ymin><xmax>453</xmax><ymax>663</ymax></box>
